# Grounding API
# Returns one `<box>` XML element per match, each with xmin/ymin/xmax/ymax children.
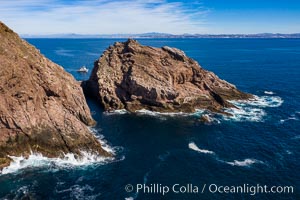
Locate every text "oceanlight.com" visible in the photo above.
<box><xmin>125</xmin><ymin>183</ymin><xmax>294</xmax><ymax>196</ymax></box>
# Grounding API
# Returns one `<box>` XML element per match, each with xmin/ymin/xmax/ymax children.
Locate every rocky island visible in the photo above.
<box><xmin>0</xmin><ymin>22</ymin><xmax>110</xmax><ymax>169</ymax></box>
<box><xmin>83</xmin><ymin>39</ymin><xmax>252</xmax><ymax>114</ymax></box>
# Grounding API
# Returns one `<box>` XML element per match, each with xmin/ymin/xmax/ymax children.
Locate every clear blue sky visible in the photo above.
<box><xmin>1</xmin><ymin>0</ymin><xmax>299</xmax><ymax>34</ymax></box>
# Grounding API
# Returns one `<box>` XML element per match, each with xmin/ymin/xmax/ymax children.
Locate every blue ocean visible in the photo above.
<box><xmin>0</xmin><ymin>38</ymin><xmax>299</xmax><ymax>200</ymax></box>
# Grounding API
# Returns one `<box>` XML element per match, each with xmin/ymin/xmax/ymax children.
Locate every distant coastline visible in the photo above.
<box><xmin>21</xmin><ymin>32</ymin><xmax>300</xmax><ymax>39</ymax></box>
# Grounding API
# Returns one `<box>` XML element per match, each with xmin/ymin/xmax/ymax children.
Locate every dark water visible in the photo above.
<box><xmin>0</xmin><ymin>39</ymin><xmax>299</xmax><ymax>200</ymax></box>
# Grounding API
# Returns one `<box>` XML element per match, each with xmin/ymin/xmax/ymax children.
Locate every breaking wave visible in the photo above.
<box><xmin>188</xmin><ymin>142</ymin><xmax>264</xmax><ymax>168</ymax></box>
<box><xmin>89</xmin><ymin>127</ymin><xmax>123</xmax><ymax>154</ymax></box>
<box><xmin>102</xmin><ymin>94</ymin><xmax>283</xmax><ymax>123</ymax></box>
<box><xmin>0</xmin><ymin>128</ymin><xmax>123</xmax><ymax>175</ymax></box>
<box><xmin>104</xmin><ymin>109</ymin><xmax>128</xmax><ymax>115</ymax></box>
<box><xmin>194</xmin><ymin>94</ymin><xmax>282</xmax><ymax>122</ymax></box>
<box><xmin>135</xmin><ymin>109</ymin><xmax>191</xmax><ymax>117</ymax></box>
<box><xmin>1</xmin><ymin>151</ymin><xmax>113</xmax><ymax>175</ymax></box>
<box><xmin>224</xmin><ymin>95</ymin><xmax>283</xmax><ymax>122</ymax></box>
<box><xmin>223</xmin><ymin>107</ymin><xmax>266</xmax><ymax>122</ymax></box>
<box><xmin>125</xmin><ymin>197</ymin><xmax>135</xmax><ymax>200</ymax></box>
<box><xmin>188</xmin><ymin>142</ymin><xmax>215</xmax><ymax>154</ymax></box>
<box><xmin>224</xmin><ymin>159</ymin><xmax>264</xmax><ymax>167</ymax></box>
<box><xmin>231</xmin><ymin>95</ymin><xmax>283</xmax><ymax>108</ymax></box>
<box><xmin>264</xmin><ymin>91</ymin><xmax>275</xmax><ymax>95</ymax></box>
<box><xmin>279</xmin><ymin>112</ymin><xmax>299</xmax><ymax>123</ymax></box>
<box><xmin>280</xmin><ymin>117</ymin><xmax>298</xmax><ymax>123</ymax></box>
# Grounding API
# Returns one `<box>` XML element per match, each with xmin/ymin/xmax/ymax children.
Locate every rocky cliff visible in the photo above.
<box><xmin>84</xmin><ymin>39</ymin><xmax>252</xmax><ymax>113</ymax></box>
<box><xmin>0</xmin><ymin>21</ymin><xmax>110</xmax><ymax>169</ymax></box>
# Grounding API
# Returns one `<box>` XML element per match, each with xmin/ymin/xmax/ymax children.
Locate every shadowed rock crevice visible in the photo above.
<box><xmin>83</xmin><ymin>39</ymin><xmax>252</xmax><ymax>113</ymax></box>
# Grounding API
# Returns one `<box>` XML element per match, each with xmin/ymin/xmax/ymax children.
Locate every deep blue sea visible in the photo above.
<box><xmin>0</xmin><ymin>38</ymin><xmax>299</xmax><ymax>200</ymax></box>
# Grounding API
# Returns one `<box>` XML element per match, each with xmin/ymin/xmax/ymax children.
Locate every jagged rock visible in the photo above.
<box><xmin>83</xmin><ymin>39</ymin><xmax>252</xmax><ymax>113</ymax></box>
<box><xmin>0</xmin><ymin>21</ymin><xmax>110</xmax><ymax>169</ymax></box>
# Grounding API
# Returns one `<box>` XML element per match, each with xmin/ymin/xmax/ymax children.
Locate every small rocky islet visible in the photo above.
<box><xmin>83</xmin><ymin>39</ymin><xmax>252</xmax><ymax>114</ymax></box>
<box><xmin>0</xmin><ymin>21</ymin><xmax>252</xmax><ymax>170</ymax></box>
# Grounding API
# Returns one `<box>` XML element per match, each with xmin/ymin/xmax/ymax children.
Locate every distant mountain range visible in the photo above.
<box><xmin>21</xmin><ymin>32</ymin><xmax>300</xmax><ymax>39</ymax></box>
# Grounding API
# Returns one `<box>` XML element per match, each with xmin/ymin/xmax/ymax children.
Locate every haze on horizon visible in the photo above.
<box><xmin>1</xmin><ymin>0</ymin><xmax>300</xmax><ymax>35</ymax></box>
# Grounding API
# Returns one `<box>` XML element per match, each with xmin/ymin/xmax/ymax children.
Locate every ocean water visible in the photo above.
<box><xmin>0</xmin><ymin>38</ymin><xmax>299</xmax><ymax>200</ymax></box>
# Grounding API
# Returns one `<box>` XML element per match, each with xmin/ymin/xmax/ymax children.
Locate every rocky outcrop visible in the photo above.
<box><xmin>83</xmin><ymin>39</ymin><xmax>252</xmax><ymax>114</ymax></box>
<box><xmin>0</xmin><ymin>21</ymin><xmax>110</xmax><ymax>169</ymax></box>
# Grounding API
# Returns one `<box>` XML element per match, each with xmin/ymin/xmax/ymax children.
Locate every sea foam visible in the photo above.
<box><xmin>279</xmin><ymin>111</ymin><xmax>299</xmax><ymax>123</ymax></box>
<box><xmin>264</xmin><ymin>91</ymin><xmax>275</xmax><ymax>95</ymax></box>
<box><xmin>104</xmin><ymin>109</ymin><xmax>128</xmax><ymax>115</ymax></box>
<box><xmin>280</xmin><ymin>117</ymin><xmax>298</xmax><ymax>123</ymax></box>
<box><xmin>135</xmin><ymin>109</ymin><xmax>190</xmax><ymax>117</ymax></box>
<box><xmin>102</xmin><ymin>94</ymin><xmax>283</xmax><ymax>123</ymax></box>
<box><xmin>225</xmin><ymin>159</ymin><xmax>264</xmax><ymax>167</ymax></box>
<box><xmin>231</xmin><ymin>95</ymin><xmax>283</xmax><ymax>108</ymax></box>
<box><xmin>188</xmin><ymin>143</ymin><xmax>264</xmax><ymax>168</ymax></box>
<box><xmin>188</xmin><ymin>142</ymin><xmax>215</xmax><ymax>154</ymax></box>
<box><xmin>125</xmin><ymin>198</ymin><xmax>135</xmax><ymax>200</ymax></box>
<box><xmin>89</xmin><ymin>127</ymin><xmax>122</xmax><ymax>154</ymax></box>
<box><xmin>224</xmin><ymin>95</ymin><xmax>283</xmax><ymax>122</ymax></box>
<box><xmin>0</xmin><ymin>128</ymin><xmax>121</xmax><ymax>175</ymax></box>
<box><xmin>1</xmin><ymin>151</ymin><xmax>113</xmax><ymax>175</ymax></box>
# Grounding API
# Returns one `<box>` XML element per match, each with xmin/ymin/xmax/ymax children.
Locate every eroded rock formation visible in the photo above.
<box><xmin>0</xmin><ymin>21</ymin><xmax>110</xmax><ymax>169</ymax></box>
<box><xmin>83</xmin><ymin>39</ymin><xmax>252</xmax><ymax>113</ymax></box>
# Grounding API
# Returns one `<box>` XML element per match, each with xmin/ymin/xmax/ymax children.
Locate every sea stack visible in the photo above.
<box><xmin>83</xmin><ymin>39</ymin><xmax>252</xmax><ymax>113</ymax></box>
<box><xmin>0</xmin><ymin>21</ymin><xmax>110</xmax><ymax>169</ymax></box>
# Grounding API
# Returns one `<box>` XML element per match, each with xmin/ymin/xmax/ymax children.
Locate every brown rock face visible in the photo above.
<box><xmin>84</xmin><ymin>39</ymin><xmax>252</xmax><ymax>114</ymax></box>
<box><xmin>0</xmin><ymin>21</ymin><xmax>110</xmax><ymax>169</ymax></box>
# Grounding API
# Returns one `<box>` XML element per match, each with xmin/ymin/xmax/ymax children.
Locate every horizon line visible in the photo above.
<box><xmin>21</xmin><ymin>32</ymin><xmax>300</xmax><ymax>39</ymax></box>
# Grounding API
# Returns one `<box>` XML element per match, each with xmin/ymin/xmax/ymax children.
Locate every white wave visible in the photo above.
<box><xmin>104</xmin><ymin>109</ymin><xmax>128</xmax><ymax>115</ymax></box>
<box><xmin>224</xmin><ymin>95</ymin><xmax>283</xmax><ymax>122</ymax></box>
<box><xmin>188</xmin><ymin>143</ymin><xmax>263</xmax><ymax>167</ymax></box>
<box><xmin>264</xmin><ymin>91</ymin><xmax>275</xmax><ymax>95</ymax></box>
<box><xmin>280</xmin><ymin>117</ymin><xmax>298</xmax><ymax>123</ymax></box>
<box><xmin>103</xmin><ymin>95</ymin><xmax>282</xmax><ymax>124</ymax></box>
<box><xmin>232</xmin><ymin>95</ymin><xmax>283</xmax><ymax>108</ymax></box>
<box><xmin>1</xmin><ymin>151</ymin><xmax>113</xmax><ymax>175</ymax></box>
<box><xmin>224</xmin><ymin>107</ymin><xmax>266</xmax><ymax>122</ymax></box>
<box><xmin>225</xmin><ymin>159</ymin><xmax>263</xmax><ymax>167</ymax></box>
<box><xmin>0</xmin><ymin>128</ymin><xmax>123</xmax><ymax>175</ymax></box>
<box><xmin>188</xmin><ymin>142</ymin><xmax>215</xmax><ymax>154</ymax></box>
<box><xmin>135</xmin><ymin>109</ymin><xmax>190</xmax><ymax>117</ymax></box>
<box><xmin>89</xmin><ymin>127</ymin><xmax>119</xmax><ymax>154</ymax></box>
